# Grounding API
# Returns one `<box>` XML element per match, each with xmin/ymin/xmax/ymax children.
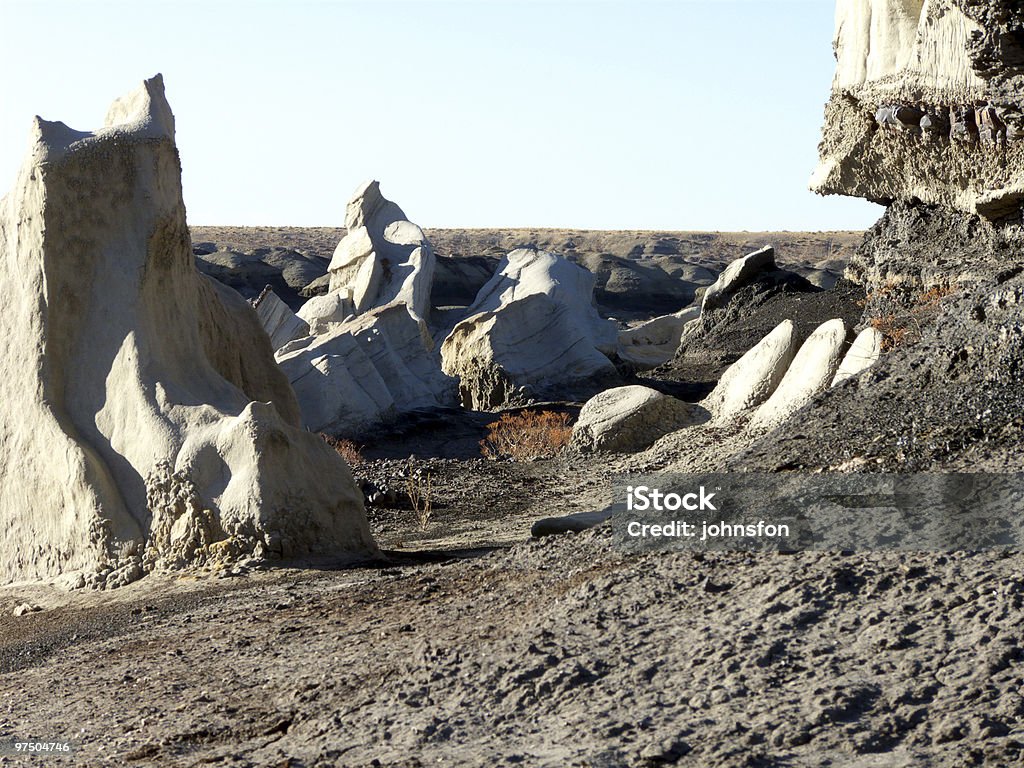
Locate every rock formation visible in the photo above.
<box><xmin>832</xmin><ymin>326</ymin><xmax>884</xmax><ymax>385</ymax></box>
<box><xmin>813</xmin><ymin>0</ymin><xmax>1024</xmax><ymax>220</ymax></box>
<box><xmin>254</xmin><ymin>287</ymin><xmax>311</xmax><ymax>350</ymax></box>
<box><xmin>0</xmin><ymin>76</ymin><xmax>376</xmax><ymax>587</ymax></box>
<box><xmin>616</xmin><ymin>307</ymin><xmax>700</xmax><ymax>369</ymax></box>
<box><xmin>571</xmin><ymin>386</ymin><xmax>701</xmax><ymax>453</ymax></box>
<box><xmin>325</xmin><ymin>181</ymin><xmax>435</xmax><ymax>322</ymax></box>
<box><xmin>277</xmin><ymin>302</ymin><xmax>456</xmax><ymax>436</ymax></box>
<box><xmin>440</xmin><ymin>249</ymin><xmax>620</xmax><ymax>409</ymax></box>
<box><xmin>701</xmin><ymin>246</ymin><xmax>777</xmax><ymax>312</ymax></box>
<box><xmin>702</xmin><ymin>320</ymin><xmax>798</xmax><ymax>420</ymax></box>
<box><xmin>748</xmin><ymin>319</ymin><xmax>849</xmax><ymax>431</ymax></box>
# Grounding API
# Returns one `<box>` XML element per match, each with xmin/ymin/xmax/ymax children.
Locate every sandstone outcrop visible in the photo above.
<box><xmin>832</xmin><ymin>326</ymin><xmax>884</xmax><ymax>385</ymax></box>
<box><xmin>278</xmin><ymin>302</ymin><xmax>456</xmax><ymax>436</ymax></box>
<box><xmin>440</xmin><ymin>249</ymin><xmax>620</xmax><ymax>408</ymax></box>
<box><xmin>327</xmin><ymin>181</ymin><xmax>435</xmax><ymax>322</ymax></box>
<box><xmin>748</xmin><ymin>319</ymin><xmax>849</xmax><ymax>431</ymax></box>
<box><xmin>0</xmin><ymin>76</ymin><xmax>376</xmax><ymax>587</ymax></box>
<box><xmin>253</xmin><ymin>287</ymin><xmax>311</xmax><ymax>351</ymax></box>
<box><xmin>813</xmin><ymin>0</ymin><xmax>1024</xmax><ymax>220</ymax></box>
<box><xmin>571</xmin><ymin>386</ymin><xmax>700</xmax><ymax>453</ymax></box>
<box><xmin>702</xmin><ymin>320</ymin><xmax>798</xmax><ymax>420</ymax></box>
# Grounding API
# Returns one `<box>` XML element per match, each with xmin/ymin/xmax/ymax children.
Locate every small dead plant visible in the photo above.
<box><xmin>320</xmin><ymin>434</ymin><xmax>365</xmax><ymax>467</ymax></box>
<box><xmin>406</xmin><ymin>458</ymin><xmax>433</xmax><ymax>531</ymax></box>
<box><xmin>479</xmin><ymin>410</ymin><xmax>573</xmax><ymax>461</ymax></box>
<box><xmin>864</xmin><ymin>282</ymin><xmax>955</xmax><ymax>352</ymax></box>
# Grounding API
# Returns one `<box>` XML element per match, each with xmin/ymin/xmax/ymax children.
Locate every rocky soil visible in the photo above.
<box><xmin>5</xmin><ymin>220</ymin><xmax>1024</xmax><ymax>767</ymax></box>
<box><xmin>4</xmin><ymin>525</ymin><xmax>1024</xmax><ymax>767</ymax></box>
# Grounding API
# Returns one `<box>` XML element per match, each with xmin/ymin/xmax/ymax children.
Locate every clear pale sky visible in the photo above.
<box><xmin>0</xmin><ymin>0</ymin><xmax>881</xmax><ymax>231</ymax></box>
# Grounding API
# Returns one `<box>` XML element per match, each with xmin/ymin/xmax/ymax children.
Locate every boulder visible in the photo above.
<box><xmin>701</xmin><ymin>246</ymin><xmax>776</xmax><ymax>312</ymax></box>
<box><xmin>617</xmin><ymin>307</ymin><xmax>700</xmax><ymax>369</ymax></box>
<box><xmin>749</xmin><ymin>319</ymin><xmax>848</xmax><ymax>431</ymax></box>
<box><xmin>253</xmin><ymin>287</ymin><xmax>311</xmax><ymax>351</ymax></box>
<box><xmin>296</xmin><ymin>291</ymin><xmax>354</xmax><ymax>335</ymax></box>
<box><xmin>571</xmin><ymin>386</ymin><xmax>699</xmax><ymax>453</ymax></box>
<box><xmin>441</xmin><ymin>293</ymin><xmax>619</xmax><ymax>410</ymax></box>
<box><xmin>832</xmin><ymin>326</ymin><xmax>884</xmax><ymax>386</ymax></box>
<box><xmin>0</xmin><ymin>75</ymin><xmax>376</xmax><ymax>587</ymax></box>
<box><xmin>703</xmin><ymin>320</ymin><xmax>798</xmax><ymax>419</ymax></box>
<box><xmin>327</xmin><ymin>181</ymin><xmax>435</xmax><ymax>321</ymax></box>
<box><xmin>278</xmin><ymin>302</ymin><xmax>456</xmax><ymax>436</ymax></box>
<box><xmin>455</xmin><ymin>248</ymin><xmax>618</xmax><ymax>354</ymax></box>
<box><xmin>439</xmin><ymin>249</ymin><xmax>621</xmax><ymax>409</ymax></box>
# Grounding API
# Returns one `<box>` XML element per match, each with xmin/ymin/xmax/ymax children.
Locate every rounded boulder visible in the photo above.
<box><xmin>571</xmin><ymin>386</ymin><xmax>698</xmax><ymax>454</ymax></box>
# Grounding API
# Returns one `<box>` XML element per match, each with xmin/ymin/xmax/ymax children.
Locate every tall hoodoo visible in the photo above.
<box><xmin>0</xmin><ymin>75</ymin><xmax>376</xmax><ymax>587</ymax></box>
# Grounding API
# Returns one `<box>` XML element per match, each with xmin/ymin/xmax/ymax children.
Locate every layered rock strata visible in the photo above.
<box><xmin>814</xmin><ymin>0</ymin><xmax>1024</xmax><ymax>221</ymax></box>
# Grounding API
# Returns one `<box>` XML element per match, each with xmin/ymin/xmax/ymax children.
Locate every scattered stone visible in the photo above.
<box><xmin>13</xmin><ymin>603</ymin><xmax>41</xmax><ymax>617</ymax></box>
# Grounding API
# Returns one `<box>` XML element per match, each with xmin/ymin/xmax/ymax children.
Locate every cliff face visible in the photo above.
<box><xmin>814</xmin><ymin>0</ymin><xmax>1024</xmax><ymax>221</ymax></box>
<box><xmin>730</xmin><ymin>1</ymin><xmax>1024</xmax><ymax>472</ymax></box>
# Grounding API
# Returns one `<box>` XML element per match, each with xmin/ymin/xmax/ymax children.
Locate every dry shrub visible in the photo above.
<box><xmin>480</xmin><ymin>410</ymin><xmax>573</xmax><ymax>461</ymax></box>
<box><xmin>869</xmin><ymin>315</ymin><xmax>910</xmax><ymax>352</ymax></box>
<box><xmin>864</xmin><ymin>282</ymin><xmax>954</xmax><ymax>352</ymax></box>
<box><xmin>406</xmin><ymin>458</ymin><xmax>433</xmax><ymax>531</ymax></box>
<box><xmin>320</xmin><ymin>434</ymin><xmax>364</xmax><ymax>466</ymax></box>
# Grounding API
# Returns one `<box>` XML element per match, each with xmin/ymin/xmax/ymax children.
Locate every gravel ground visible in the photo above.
<box><xmin>2</xmin><ymin>531</ymin><xmax>1023</xmax><ymax>767</ymax></box>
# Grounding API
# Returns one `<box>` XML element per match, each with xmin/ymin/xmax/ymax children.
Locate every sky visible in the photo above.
<box><xmin>0</xmin><ymin>0</ymin><xmax>882</xmax><ymax>231</ymax></box>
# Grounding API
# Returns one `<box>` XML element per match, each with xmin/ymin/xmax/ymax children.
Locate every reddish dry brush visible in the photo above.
<box><xmin>863</xmin><ymin>282</ymin><xmax>955</xmax><ymax>352</ymax></box>
<box><xmin>320</xmin><ymin>434</ymin><xmax>365</xmax><ymax>466</ymax></box>
<box><xmin>479</xmin><ymin>410</ymin><xmax>574</xmax><ymax>461</ymax></box>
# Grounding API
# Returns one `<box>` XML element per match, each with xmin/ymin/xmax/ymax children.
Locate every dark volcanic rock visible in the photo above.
<box><xmin>194</xmin><ymin>247</ymin><xmax>329</xmax><ymax>310</ymax></box>
<box><xmin>647</xmin><ymin>270</ymin><xmax>866</xmax><ymax>400</ymax></box>
<box><xmin>732</xmin><ymin>204</ymin><xmax>1024</xmax><ymax>472</ymax></box>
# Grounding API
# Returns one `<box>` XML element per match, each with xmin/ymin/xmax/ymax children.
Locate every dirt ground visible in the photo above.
<box><xmin>4</xmin><ymin>403</ymin><xmax>1022</xmax><ymax>767</ymax></box>
<box><xmin>5</xmin><ymin>224</ymin><xmax>1023</xmax><ymax>767</ymax></box>
<box><xmin>4</xmin><ymin>523</ymin><xmax>1024</xmax><ymax>767</ymax></box>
